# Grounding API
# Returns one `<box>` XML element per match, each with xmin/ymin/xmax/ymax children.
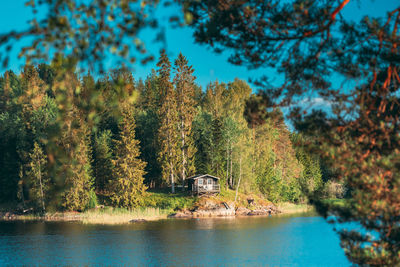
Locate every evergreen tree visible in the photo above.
<box><xmin>135</xmin><ymin>71</ymin><xmax>163</xmax><ymax>187</ymax></box>
<box><xmin>62</xmin><ymin>123</ymin><xmax>94</xmax><ymax>211</ymax></box>
<box><xmin>174</xmin><ymin>53</ymin><xmax>197</xmax><ymax>189</ymax></box>
<box><xmin>157</xmin><ymin>50</ymin><xmax>180</xmax><ymax>193</ymax></box>
<box><xmin>27</xmin><ymin>142</ymin><xmax>49</xmax><ymax>212</ymax></box>
<box><xmin>210</xmin><ymin>117</ymin><xmax>225</xmax><ymax>178</ymax></box>
<box><xmin>110</xmin><ymin>103</ymin><xmax>147</xmax><ymax>208</ymax></box>
<box><xmin>93</xmin><ymin>130</ymin><xmax>114</xmax><ymax>193</ymax></box>
<box><xmin>136</xmin><ymin>109</ymin><xmax>162</xmax><ymax>187</ymax></box>
<box><xmin>193</xmin><ymin>110</ymin><xmax>213</xmax><ymax>175</ymax></box>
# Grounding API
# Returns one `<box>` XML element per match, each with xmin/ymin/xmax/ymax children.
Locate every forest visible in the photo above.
<box><xmin>1</xmin><ymin>0</ymin><xmax>399</xmax><ymax>264</ymax></box>
<box><xmin>0</xmin><ymin>52</ymin><xmax>327</xmax><ymax>212</ymax></box>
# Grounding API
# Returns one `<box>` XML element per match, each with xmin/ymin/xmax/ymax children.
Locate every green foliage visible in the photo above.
<box><xmin>87</xmin><ymin>190</ymin><xmax>98</xmax><ymax>210</ymax></box>
<box><xmin>62</xmin><ymin>125</ymin><xmax>94</xmax><ymax>211</ymax></box>
<box><xmin>26</xmin><ymin>142</ymin><xmax>49</xmax><ymax>212</ymax></box>
<box><xmin>144</xmin><ymin>192</ymin><xmax>197</xmax><ymax>210</ymax></box>
<box><xmin>136</xmin><ymin>109</ymin><xmax>162</xmax><ymax>186</ymax></box>
<box><xmin>1</xmin><ymin>0</ymin><xmax>399</xmax><ymax>263</ymax></box>
<box><xmin>174</xmin><ymin>53</ymin><xmax>198</xmax><ymax>185</ymax></box>
<box><xmin>93</xmin><ymin>130</ymin><xmax>114</xmax><ymax>192</ymax></box>
<box><xmin>291</xmin><ymin>134</ymin><xmax>323</xmax><ymax>201</ymax></box>
<box><xmin>157</xmin><ymin>51</ymin><xmax>180</xmax><ymax>192</ymax></box>
<box><xmin>0</xmin><ymin>112</ymin><xmax>25</xmax><ymax>202</ymax></box>
<box><xmin>193</xmin><ymin>110</ymin><xmax>214</xmax><ymax>174</ymax></box>
<box><xmin>0</xmin><ymin>53</ymin><xmax>324</xmax><ymax>220</ymax></box>
<box><xmin>109</xmin><ymin>104</ymin><xmax>147</xmax><ymax>208</ymax></box>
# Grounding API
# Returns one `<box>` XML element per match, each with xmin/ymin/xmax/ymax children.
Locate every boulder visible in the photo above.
<box><xmin>168</xmin><ymin>210</ymin><xmax>193</xmax><ymax>218</ymax></box>
<box><xmin>235</xmin><ymin>207</ymin><xmax>251</xmax><ymax>216</ymax></box>
<box><xmin>247</xmin><ymin>209</ymin><xmax>269</xmax><ymax>216</ymax></box>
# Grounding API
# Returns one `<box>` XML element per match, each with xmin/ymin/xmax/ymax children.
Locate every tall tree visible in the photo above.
<box><xmin>174</xmin><ymin>53</ymin><xmax>197</xmax><ymax>189</ymax></box>
<box><xmin>93</xmin><ymin>130</ymin><xmax>114</xmax><ymax>193</ymax></box>
<box><xmin>157</xmin><ymin>50</ymin><xmax>180</xmax><ymax>193</ymax></box>
<box><xmin>27</xmin><ymin>142</ymin><xmax>49</xmax><ymax>212</ymax></box>
<box><xmin>110</xmin><ymin>103</ymin><xmax>147</xmax><ymax>208</ymax></box>
<box><xmin>61</xmin><ymin>121</ymin><xmax>94</xmax><ymax>211</ymax></box>
<box><xmin>135</xmin><ymin>71</ymin><xmax>163</xmax><ymax>187</ymax></box>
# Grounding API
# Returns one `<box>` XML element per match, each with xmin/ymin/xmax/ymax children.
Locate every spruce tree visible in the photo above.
<box><xmin>174</xmin><ymin>53</ymin><xmax>197</xmax><ymax>190</ymax></box>
<box><xmin>27</xmin><ymin>142</ymin><xmax>49</xmax><ymax>212</ymax></box>
<box><xmin>110</xmin><ymin>103</ymin><xmax>147</xmax><ymax>208</ymax></box>
<box><xmin>93</xmin><ymin>130</ymin><xmax>114</xmax><ymax>193</ymax></box>
<box><xmin>157</xmin><ymin>50</ymin><xmax>180</xmax><ymax>193</ymax></box>
<box><xmin>62</xmin><ymin>123</ymin><xmax>94</xmax><ymax>211</ymax></box>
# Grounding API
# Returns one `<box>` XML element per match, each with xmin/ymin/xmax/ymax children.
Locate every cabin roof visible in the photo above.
<box><xmin>187</xmin><ymin>174</ymin><xmax>220</xmax><ymax>180</ymax></box>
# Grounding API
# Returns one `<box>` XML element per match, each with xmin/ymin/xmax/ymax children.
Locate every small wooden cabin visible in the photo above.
<box><xmin>187</xmin><ymin>174</ymin><xmax>221</xmax><ymax>195</ymax></box>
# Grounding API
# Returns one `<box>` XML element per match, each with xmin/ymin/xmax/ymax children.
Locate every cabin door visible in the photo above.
<box><xmin>207</xmin><ymin>178</ymin><xmax>213</xmax><ymax>190</ymax></box>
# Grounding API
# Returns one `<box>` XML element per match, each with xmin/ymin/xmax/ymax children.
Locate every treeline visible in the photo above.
<box><xmin>0</xmin><ymin>52</ymin><xmax>323</xmax><ymax>212</ymax></box>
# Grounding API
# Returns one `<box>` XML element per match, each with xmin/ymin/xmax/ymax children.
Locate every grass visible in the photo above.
<box><xmin>322</xmin><ymin>198</ymin><xmax>347</xmax><ymax>207</ymax></box>
<box><xmin>143</xmin><ymin>191</ymin><xmax>198</xmax><ymax>210</ymax></box>
<box><xmin>276</xmin><ymin>202</ymin><xmax>315</xmax><ymax>214</ymax></box>
<box><xmin>2</xmin><ymin>191</ymin><xmax>337</xmax><ymax>224</ymax></box>
<box><xmin>81</xmin><ymin>207</ymin><xmax>170</xmax><ymax>224</ymax></box>
<box><xmin>63</xmin><ymin>190</ymin><xmax>198</xmax><ymax>224</ymax></box>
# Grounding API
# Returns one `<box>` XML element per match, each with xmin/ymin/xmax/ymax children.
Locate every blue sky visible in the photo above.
<box><xmin>0</xmin><ymin>0</ymin><xmax>399</xmax><ymax>91</ymax></box>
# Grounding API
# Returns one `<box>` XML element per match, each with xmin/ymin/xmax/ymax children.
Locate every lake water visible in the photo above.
<box><xmin>0</xmin><ymin>213</ymin><xmax>350</xmax><ymax>266</ymax></box>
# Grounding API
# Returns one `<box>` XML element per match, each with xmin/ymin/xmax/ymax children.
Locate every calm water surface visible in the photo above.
<box><xmin>0</xmin><ymin>213</ymin><xmax>350</xmax><ymax>266</ymax></box>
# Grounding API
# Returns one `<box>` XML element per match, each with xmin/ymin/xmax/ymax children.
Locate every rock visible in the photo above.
<box><xmin>191</xmin><ymin>206</ymin><xmax>235</xmax><ymax>217</ymax></box>
<box><xmin>235</xmin><ymin>207</ymin><xmax>251</xmax><ymax>216</ymax></box>
<box><xmin>130</xmin><ymin>219</ymin><xmax>147</xmax><ymax>223</ymax></box>
<box><xmin>264</xmin><ymin>204</ymin><xmax>280</xmax><ymax>215</ymax></box>
<box><xmin>168</xmin><ymin>210</ymin><xmax>193</xmax><ymax>218</ymax></box>
<box><xmin>247</xmin><ymin>209</ymin><xmax>269</xmax><ymax>216</ymax></box>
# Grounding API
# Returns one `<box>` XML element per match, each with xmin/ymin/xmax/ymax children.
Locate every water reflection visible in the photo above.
<box><xmin>0</xmin><ymin>213</ymin><xmax>349</xmax><ymax>266</ymax></box>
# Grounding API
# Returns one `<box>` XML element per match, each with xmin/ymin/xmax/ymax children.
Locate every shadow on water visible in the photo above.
<box><xmin>0</xmin><ymin>212</ymin><xmax>349</xmax><ymax>266</ymax></box>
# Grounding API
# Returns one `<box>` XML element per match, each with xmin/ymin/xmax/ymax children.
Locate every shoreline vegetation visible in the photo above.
<box><xmin>0</xmin><ymin>203</ymin><xmax>313</xmax><ymax>225</ymax></box>
<box><xmin>0</xmin><ymin>190</ymin><xmax>340</xmax><ymax>224</ymax></box>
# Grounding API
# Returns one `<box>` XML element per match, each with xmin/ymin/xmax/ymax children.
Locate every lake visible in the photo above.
<box><xmin>0</xmin><ymin>213</ymin><xmax>350</xmax><ymax>266</ymax></box>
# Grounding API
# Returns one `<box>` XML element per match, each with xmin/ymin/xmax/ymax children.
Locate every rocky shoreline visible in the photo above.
<box><xmin>1</xmin><ymin>198</ymin><xmax>311</xmax><ymax>223</ymax></box>
<box><xmin>168</xmin><ymin>198</ymin><xmax>280</xmax><ymax>219</ymax></box>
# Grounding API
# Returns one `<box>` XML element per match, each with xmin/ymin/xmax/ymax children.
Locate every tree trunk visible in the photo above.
<box><xmin>226</xmin><ymin>142</ymin><xmax>229</xmax><ymax>190</ymax></box>
<box><xmin>229</xmin><ymin>143</ymin><xmax>233</xmax><ymax>188</ymax></box>
<box><xmin>170</xmin><ymin>162</ymin><xmax>175</xmax><ymax>194</ymax></box>
<box><xmin>181</xmin><ymin>121</ymin><xmax>186</xmax><ymax>191</ymax></box>
<box><xmin>252</xmin><ymin>125</ymin><xmax>256</xmax><ymax>176</ymax></box>
<box><xmin>19</xmin><ymin>166</ymin><xmax>25</xmax><ymax>208</ymax></box>
<box><xmin>235</xmin><ymin>156</ymin><xmax>242</xmax><ymax>204</ymax></box>
<box><xmin>38</xmin><ymin>161</ymin><xmax>45</xmax><ymax>213</ymax></box>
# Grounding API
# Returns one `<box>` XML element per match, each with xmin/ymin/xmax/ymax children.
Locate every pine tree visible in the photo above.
<box><xmin>174</xmin><ymin>53</ymin><xmax>197</xmax><ymax>190</ymax></box>
<box><xmin>27</xmin><ymin>142</ymin><xmax>49</xmax><ymax>212</ymax></box>
<box><xmin>110</xmin><ymin>103</ymin><xmax>147</xmax><ymax>208</ymax></box>
<box><xmin>157</xmin><ymin>50</ymin><xmax>180</xmax><ymax>193</ymax></box>
<box><xmin>93</xmin><ymin>130</ymin><xmax>114</xmax><ymax>193</ymax></box>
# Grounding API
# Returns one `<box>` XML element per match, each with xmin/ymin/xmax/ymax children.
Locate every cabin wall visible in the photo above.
<box><xmin>188</xmin><ymin>176</ymin><xmax>221</xmax><ymax>194</ymax></box>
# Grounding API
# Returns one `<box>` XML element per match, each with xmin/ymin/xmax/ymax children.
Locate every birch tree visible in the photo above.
<box><xmin>27</xmin><ymin>142</ymin><xmax>49</xmax><ymax>213</ymax></box>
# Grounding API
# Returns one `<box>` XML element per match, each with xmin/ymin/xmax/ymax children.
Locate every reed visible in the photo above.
<box><xmin>81</xmin><ymin>207</ymin><xmax>171</xmax><ymax>224</ymax></box>
<box><xmin>276</xmin><ymin>202</ymin><xmax>315</xmax><ymax>214</ymax></box>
